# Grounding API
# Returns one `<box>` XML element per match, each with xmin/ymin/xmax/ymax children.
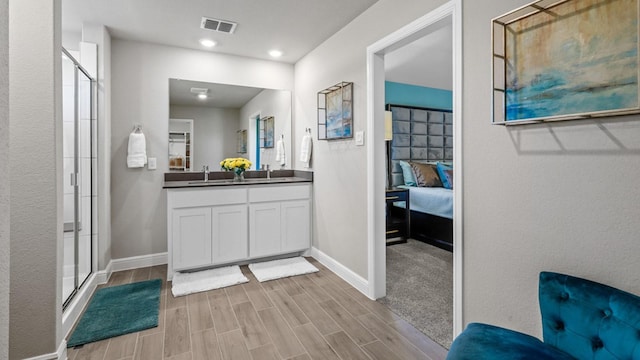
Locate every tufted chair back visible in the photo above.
<box><xmin>539</xmin><ymin>272</ymin><xmax>640</xmax><ymax>359</ymax></box>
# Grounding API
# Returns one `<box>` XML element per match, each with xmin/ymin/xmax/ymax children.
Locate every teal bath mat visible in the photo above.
<box><xmin>68</xmin><ymin>279</ymin><xmax>162</xmax><ymax>347</ymax></box>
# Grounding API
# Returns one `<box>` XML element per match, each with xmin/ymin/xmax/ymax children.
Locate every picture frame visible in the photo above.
<box><xmin>236</xmin><ymin>129</ymin><xmax>247</xmax><ymax>154</ymax></box>
<box><xmin>260</xmin><ymin>116</ymin><xmax>274</xmax><ymax>148</ymax></box>
<box><xmin>317</xmin><ymin>81</ymin><xmax>353</xmax><ymax>139</ymax></box>
<box><xmin>492</xmin><ymin>0</ymin><xmax>640</xmax><ymax>125</ymax></box>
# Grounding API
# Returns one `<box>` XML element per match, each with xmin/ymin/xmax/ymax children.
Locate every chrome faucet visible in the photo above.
<box><xmin>203</xmin><ymin>165</ymin><xmax>209</xmax><ymax>182</ymax></box>
<box><xmin>265</xmin><ymin>164</ymin><xmax>271</xmax><ymax>179</ymax></box>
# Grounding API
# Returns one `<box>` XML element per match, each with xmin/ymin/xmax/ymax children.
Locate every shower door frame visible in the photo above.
<box><xmin>62</xmin><ymin>47</ymin><xmax>96</xmax><ymax>310</ymax></box>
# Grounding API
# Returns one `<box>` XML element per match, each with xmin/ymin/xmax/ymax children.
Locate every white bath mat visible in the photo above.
<box><xmin>248</xmin><ymin>257</ymin><xmax>319</xmax><ymax>282</ymax></box>
<box><xmin>171</xmin><ymin>265</ymin><xmax>249</xmax><ymax>297</ymax></box>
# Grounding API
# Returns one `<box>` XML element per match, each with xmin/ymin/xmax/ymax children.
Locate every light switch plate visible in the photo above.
<box><xmin>148</xmin><ymin>157</ymin><xmax>157</xmax><ymax>170</ymax></box>
<box><xmin>355</xmin><ymin>131</ymin><xmax>364</xmax><ymax>146</ymax></box>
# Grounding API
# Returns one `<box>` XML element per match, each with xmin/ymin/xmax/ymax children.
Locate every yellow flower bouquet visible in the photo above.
<box><xmin>220</xmin><ymin>157</ymin><xmax>252</xmax><ymax>178</ymax></box>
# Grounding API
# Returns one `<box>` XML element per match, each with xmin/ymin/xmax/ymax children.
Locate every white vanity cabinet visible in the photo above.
<box><xmin>167</xmin><ymin>183</ymin><xmax>311</xmax><ymax>279</ymax></box>
<box><xmin>249</xmin><ymin>203</ymin><xmax>281</xmax><ymax>258</ymax></box>
<box><xmin>248</xmin><ymin>184</ymin><xmax>311</xmax><ymax>258</ymax></box>
<box><xmin>281</xmin><ymin>200</ymin><xmax>311</xmax><ymax>252</ymax></box>
<box><xmin>211</xmin><ymin>204</ymin><xmax>248</xmax><ymax>264</ymax></box>
<box><xmin>171</xmin><ymin>207</ymin><xmax>213</xmax><ymax>270</ymax></box>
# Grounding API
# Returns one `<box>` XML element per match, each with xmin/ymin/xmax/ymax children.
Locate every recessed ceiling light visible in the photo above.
<box><xmin>200</xmin><ymin>39</ymin><xmax>217</xmax><ymax>48</ymax></box>
<box><xmin>269</xmin><ymin>50</ymin><xmax>283</xmax><ymax>58</ymax></box>
<box><xmin>197</xmin><ymin>93</ymin><xmax>208</xmax><ymax>100</ymax></box>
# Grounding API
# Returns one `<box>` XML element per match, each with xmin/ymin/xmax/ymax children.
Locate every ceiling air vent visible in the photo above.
<box><xmin>201</xmin><ymin>17</ymin><xmax>237</xmax><ymax>34</ymax></box>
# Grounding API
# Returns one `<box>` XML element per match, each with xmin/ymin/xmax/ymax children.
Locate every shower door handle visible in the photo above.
<box><xmin>70</xmin><ymin>173</ymin><xmax>78</xmax><ymax>186</ymax></box>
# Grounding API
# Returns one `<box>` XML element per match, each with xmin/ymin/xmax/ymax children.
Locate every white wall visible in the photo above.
<box><xmin>169</xmin><ymin>106</ymin><xmax>240</xmax><ymax>170</ymax></box>
<box><xmin>9</xmin><ymin>0</ymin><xmax>63</xmax><ymax>358</ymax></box>
<box><xmin>111</xmin><ymin>39</ymin><xmax>293</xmax><ymax>259</ymax></box>
<box><xmin>62</xmin><ymin>30</ymin><xmax>81</xmax><ymax>51</ymax></box>
<box><xmin>240</xmin><ymin>89</ymin><xmax>292</xmax><ymax>169</ymax></box>
<box><xmin>0</xmin><ymin>0</ymin><xmax>9</xmax><ymax>358</ymax></box>
<box><xmin>461</xmin><ymin>0</ymin><xmax>640</xmax><ymax>337</ymax></box>
<box><xmin>297</xmin><ymin>0</ymin><xmax>640</xmax><ymax>340</ymax></box>
<box><xmin>294</xmin><ymin>0</ymin><xmax>448</xmax><ymax>278</ymax></box>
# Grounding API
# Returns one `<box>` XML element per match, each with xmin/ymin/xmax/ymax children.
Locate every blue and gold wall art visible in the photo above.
<box><xmin>317</xmin><ymin>82</ymin><xmax>353</xmax><ymax>139</ymax></box>
<box><xmin>492</xmin><ymin>0</ymin><xmax>640</xmax><ymax>124</ymax></box>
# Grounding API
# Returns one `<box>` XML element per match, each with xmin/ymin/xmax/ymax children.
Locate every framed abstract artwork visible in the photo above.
<box><xmin>260</xmin><ymin>116</ymin><xmax>274</xmax><ymax>148</ymax></box>
<box><xmin>492</xmin><ymin>0</ymin><xmax>640</xmax><ymax>125</ymax></box>
<box><xmin>236</xmin><ymin>129</ymin><xmax>247</xmax><ymax>154</ymax></box>
<box><xmin>317</xmin><ymin>81</ymin><xmax>353</xmax><ymax>140</ymax></box>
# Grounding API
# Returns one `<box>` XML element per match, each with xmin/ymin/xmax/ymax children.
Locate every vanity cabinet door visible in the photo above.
<box><xmin>281</xmin><ymin>200</ymin><xmax>311</xmax><ymax>253</ymax></box>
<box><xmin>172</xmin><ymin>207</ymin><xmax>212</xmax><ymax>271</ymax></box>
<box><xmin>249</xmin><ymin>203</ymin><xmax>281</xmax><ymax>258</ymax></box>
<box><xmin>211</xmin><ymin>205</ymin><xmax>248</xmax><ymax>265</ymax></box>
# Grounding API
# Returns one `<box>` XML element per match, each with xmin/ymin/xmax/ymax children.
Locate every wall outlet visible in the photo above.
<box><xmin>148</xmin><ymin>157</ymin><xmax>157</xmax><ymax>170</ymax></box>
<box><xmin>355</xmin><ymin>131</ymin><xmax>364</xmax><ymax>146</ymax></box>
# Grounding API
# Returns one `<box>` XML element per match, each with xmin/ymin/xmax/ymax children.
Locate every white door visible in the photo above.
<box><xmin>172</xmin><ymin>207</ymin><xmax>212</xmax><ymax>270</ymax></box>
<box><xmin>212</xmin><ymin>205</ymin><xmax>248</xmax><ymax>264</ymax></box>
<box><xmin>249</xmin><ymin>203</ymin><xmax>281</xmax><ymax>258</ymax></box>
<box><xmin>281</xmin><ymin>200</ymin><xmax>311</xmax><ymax>253</ymax></box>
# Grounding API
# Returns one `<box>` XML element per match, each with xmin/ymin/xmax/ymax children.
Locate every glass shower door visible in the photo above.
<box><xmin>62</xmin><ymin>48</ymin><xmax>94</xmax><ymax>308</ymax></box>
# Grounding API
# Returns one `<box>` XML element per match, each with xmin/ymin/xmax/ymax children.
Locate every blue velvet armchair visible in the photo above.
<box><xmin>447</xmin><ymin>271</ymin><xmax>640</xmax><ymax>359</ymax></box>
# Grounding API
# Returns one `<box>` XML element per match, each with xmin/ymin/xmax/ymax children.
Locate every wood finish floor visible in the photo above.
<box><xmin>67</xmin><ymin>257</ymin><xmax>447</xmax><ymax>360</ymax></box>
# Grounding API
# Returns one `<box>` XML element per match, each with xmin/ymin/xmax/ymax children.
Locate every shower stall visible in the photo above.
<box><xmin>62</xmin><ymin>48</ymin><xmax>96</xmax><ymax>308</ymax></box>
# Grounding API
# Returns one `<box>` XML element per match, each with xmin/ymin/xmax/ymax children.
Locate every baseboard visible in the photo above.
<box><xmin>57</xmin><ymin>340</ymin><xmax>67</xmax><ymax>360</ymax></box>
<box><xmin>308</xmin><ymin>247</ymin><xmax>371</xmax><ymax>299</ymax></box>
<box><xmin>21</xmin><ymin>339</ymin><xmax>66</xmax><ymax>360</ymax></box>
<box><xmin>95</xmin><ymin>259</ymin><xmax>113</xmax><ymax>285</ymax></box>
<box><xmin>111</xmin><ymin>252</ymin><xmax>168</xmax><ymax>272</ymax></box>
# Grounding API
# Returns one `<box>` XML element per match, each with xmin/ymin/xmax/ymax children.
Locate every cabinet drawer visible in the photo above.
<box><xmin>169</xmin><ymin>188</ymin><xmax>247</xmax><ymax>208</ymax></box>
<box><xmin>249</xmin><ymin>184</ymin><xmax>311</xmax><ymax>203</ymax></box>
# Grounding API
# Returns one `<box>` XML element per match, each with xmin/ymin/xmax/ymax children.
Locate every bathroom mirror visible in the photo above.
<box><xmin>169</xmin><ymin>78</ymin><xmax>292</xmax><ymax>171</ymax></box>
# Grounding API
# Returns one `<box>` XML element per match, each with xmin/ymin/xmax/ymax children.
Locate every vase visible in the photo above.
<box><xmin>233</xmin><ymin>169</ymin><xmax>245</xmax><ymax>182</ymax></box>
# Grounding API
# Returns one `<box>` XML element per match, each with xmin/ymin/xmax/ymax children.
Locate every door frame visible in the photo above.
<box><xmin>249</xmin><ymin>111</ymin><xmax>261</xmax><ymax>169</ymax></box>
<box><xmin>365</xmin><ymin>0</ymin><xmax>464</xmax><ymax>335</ymax></box>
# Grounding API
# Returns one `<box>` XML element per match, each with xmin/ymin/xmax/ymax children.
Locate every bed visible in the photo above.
<box><xmin>400</xmin><ymin>186</ymin><xmax>452</xmax><ymax>220</ymax></box>
<box><xmin>387</xmin><ymin>104</ymin><xmax>454</xmax><ymax>251</ymax></box>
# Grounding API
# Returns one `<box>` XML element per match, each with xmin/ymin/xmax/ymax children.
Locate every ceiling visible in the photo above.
<box><xmin>169</xmin><ymin>79</ymin><xmax>265</xmax><ymax>108</ymax></box>
<box><xmin>62</xmin><ymin>0</ymin><xmax>379</xmax><ymax>64</ymax></box>
<box><xmin>384</xmin><ymin>17</ymin><xmax>453</xmax><ymax>91</ymax></box>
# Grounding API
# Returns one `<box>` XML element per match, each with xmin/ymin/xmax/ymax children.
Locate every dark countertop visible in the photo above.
<box><xmin>163</xmin><ymin>176</ymin><xmax>312</xmax><ymax>189</ymax></box>
<box><xmin>163</xmin><ymin>170</ymin><xmax>313</xmax><ymax>189</ymax></box>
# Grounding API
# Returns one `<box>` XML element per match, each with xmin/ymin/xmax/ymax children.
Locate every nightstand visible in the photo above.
<box><xmin>386</xmin><ymin>188</ymin><xmax>410</xmax><ymax>245</ymax></box>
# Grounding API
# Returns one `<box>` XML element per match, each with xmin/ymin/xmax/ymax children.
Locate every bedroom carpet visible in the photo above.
<box><xmin>379</xmin><ymin>239</ymin><xmax>453</xmax><ymax>349</ymax></box>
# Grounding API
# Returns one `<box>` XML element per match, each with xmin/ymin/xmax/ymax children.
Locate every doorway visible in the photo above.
<box><xmin>382</xmin><ymin>15</ymin><xmax>454</xmax><ymax>348</ymax></box>
<box><xmin>365</xmin><ymin>0</ymin><xmax>463</xmax><ymax>338</ymax></box>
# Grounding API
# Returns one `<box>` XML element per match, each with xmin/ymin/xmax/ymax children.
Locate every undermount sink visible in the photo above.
<box><xmin>188</xmin><ymin>179</ymin><xmax>232</xmax><ymax>184</ymax></box>
<box><xmin>242</xmin><ymin>177</ymin><xmax>272</xmax><ymax>182</ymax></box>
<box><xmin>184</xmin><ymin>177</ymin><xmax>302</xmax><ymax>185</ymax></box>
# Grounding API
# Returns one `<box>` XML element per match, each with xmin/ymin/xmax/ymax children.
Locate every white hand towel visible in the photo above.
<box><xmin>300</xmin><ymin>134</ymin><xmax>312</xmax><ymax>168</ymax></box>
<box><xmin>275</xmin><ymin>139</ymin><xmax>286</xmax><ymax>167</ymax></box>
<box><xmin>127</xmin><ymin>132</ymin><xmax>147</xmax><ymax>168</ymax></box>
